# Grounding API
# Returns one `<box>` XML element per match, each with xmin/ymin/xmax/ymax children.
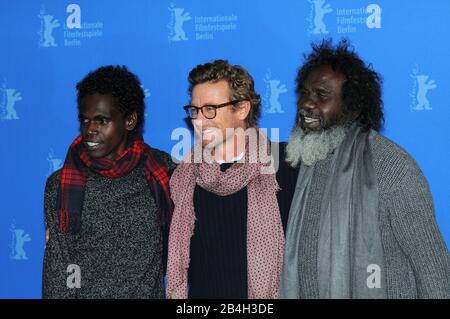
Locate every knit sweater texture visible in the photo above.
<box><xmin>42</xmin><ymin>148</ymin><xmax>175</xmax><ymax>299</ymax></box>
<box><xmin>295</xmin><ymin>132</ymin><xmax>449</xmax><ymax>298</ymax></box>
<box><xmin>188</xmin><ymin>142</ymin><xmax>299</xmax><ymax>298</ymax></box>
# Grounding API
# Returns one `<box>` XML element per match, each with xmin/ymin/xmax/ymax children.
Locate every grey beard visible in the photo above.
<box><xmin>285</xmin><ymin>125</ymin><xmax>347</xmax><ymax>167</ymax></box>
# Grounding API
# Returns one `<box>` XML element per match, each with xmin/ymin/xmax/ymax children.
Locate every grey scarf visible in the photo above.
<box><xmin>280</xmin><ymin>124</ymin><xmax>387</xmax><ymax>299</ymax></box>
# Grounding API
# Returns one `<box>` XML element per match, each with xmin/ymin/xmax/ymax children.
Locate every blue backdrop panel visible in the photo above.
<box><xmin>0</xmin><ymin>0</ymin><xmax>448</xmax><ymax>298</ymax></box>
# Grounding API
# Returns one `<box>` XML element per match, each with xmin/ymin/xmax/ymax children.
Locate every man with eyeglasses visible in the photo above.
<box><xmin>166</xmin><ymin>60</ymin><xmax>298</xmax><ymax>299</ymax></box>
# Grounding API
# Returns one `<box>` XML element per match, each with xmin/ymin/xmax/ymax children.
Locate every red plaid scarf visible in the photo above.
<box><xmin>56</xmin><ymin>135</ymin><xmax>173</xmax><ymax>233</ymax></box>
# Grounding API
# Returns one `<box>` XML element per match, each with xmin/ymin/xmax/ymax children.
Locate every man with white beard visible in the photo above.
<box><xmin>280</xmin><ymin>39</ymin><xmax>449</xmax><ymax>299</ymax></box>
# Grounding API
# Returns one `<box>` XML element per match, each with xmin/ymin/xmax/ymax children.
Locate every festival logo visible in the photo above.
<box><xmin>0</xmin><ymin>81</ymin><xmax>22</xmax><ymax>120</ymax></box>
<box><xmin>263</xmin><ymin>70</ymin><xmax>287</xmax><ymax>114</ymax></box>
<box><xmin>9</xmin><ymin>221</ymin><xmax>32</xmax><ymax>261</ymax></box>
<box><xmin>38</xmin><ymin>8</ymin><xmax>60</xmax><ymax>47</ymax></box>
<box><xmin>308</xmin><ymin>0</ymin><xmax>333</xmax><ymax>35</ymax></box>
<box><xmin>410</xmin><ymin>66</ymin><xmax>437</xmax><ymax>111</ymax></box>
<box><xmin>168</xmin><ymin>3</ymin><xmax>192</xmax><ymax>42</ymax></box>
<box><xmin>47</xmin><ymin>148</ymin><xmax>63</xmax><ymax>176</ymax></box>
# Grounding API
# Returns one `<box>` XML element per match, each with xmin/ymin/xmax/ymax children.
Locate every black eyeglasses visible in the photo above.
<box><xmin>183</xmin><ymin>100</ymin><xmax>242</xmax><ymax>119</ymax></box>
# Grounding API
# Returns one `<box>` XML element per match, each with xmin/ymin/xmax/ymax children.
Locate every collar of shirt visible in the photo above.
<box><xmin>216</xmin><ymin>152</ymin><xmax>245</xmax><ymax>164</ymax></box>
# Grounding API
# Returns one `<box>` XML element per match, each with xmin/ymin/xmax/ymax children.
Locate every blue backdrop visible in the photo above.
<box><xmin>1</xmin><ymin>0</ymin><xmax>449</xmax><ymax>298</ymax></box>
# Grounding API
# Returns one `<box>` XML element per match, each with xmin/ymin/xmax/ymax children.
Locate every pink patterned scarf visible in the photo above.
<box><xmin>166</xmin><ymin>133</ymin><xmax>284</xmax><ymax>299</ymax></box>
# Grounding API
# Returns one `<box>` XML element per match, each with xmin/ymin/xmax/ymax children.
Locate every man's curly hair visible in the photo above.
<box><xmin>188</xmin><ymin>59</ymin><xmax>261</xmax><ymax>128</ymax></box>
<box><xmin>296</xmin><ymin>38</ymin><xmax>384</xmax><ymax>132</ymax></box>
<box><xmin>76</xmin><ymin>65</ymin><xmax>145</xmax><ymax>136</ymax></box>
